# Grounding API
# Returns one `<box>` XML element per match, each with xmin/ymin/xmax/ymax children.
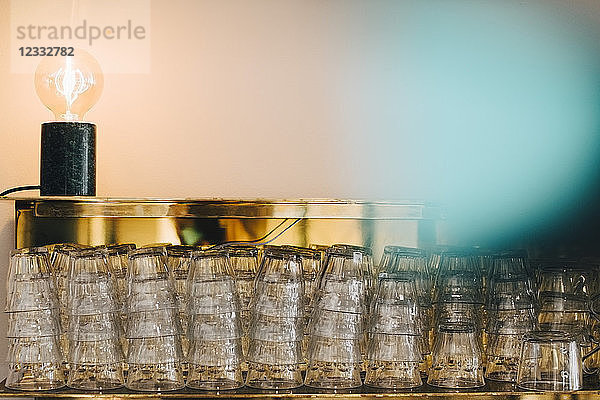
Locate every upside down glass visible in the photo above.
<box><xmin>517</xmin><ymin>331</ymin><xmax>582</xmax><ymax>392</ymax></box>
<box><xmin>65</xmin><ymin>249</ymin><xmax>124</xmax><ymax>390</ymax></box>
<box><xmin>427</xmin><ymin>323</ymin><xmax>485</xmax><ymax>389</ymax></box>
<box><xmin>364</xmin><ymin>333</ymin><xmax>423</xmax><ymax>389</ymax></box>
<box><xmin>304</xmin><ymin>246</ymin><xmax>367</xmax><ymax>389</ymax></box>
<box><xmin>186</xmin><ymin>249</ymin><xmax>244</xmax><ymax>390</ymax></box>
<box><xmin>226</xmin><ymin>244</ymin><xmax>259</xmax><ymax>361</ymax></box>
<box><xmin>246</xmin><ymin>247</ymin><xmax>304</xmax><ymax>389</ymax></box>
<box><xmin>5</xmin><ymin>247</ymin><xmax>65</xmax><ymax>391</ymax></box>
<box><xmin>125</xmin><ymin>248</ymin><xmax>185</xmax><ymax>391</ymax></box>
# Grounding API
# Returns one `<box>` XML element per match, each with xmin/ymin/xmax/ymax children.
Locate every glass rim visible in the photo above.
<box><xmin>279</xmin><ymin>245</ymin><xmax>321</xmax><ymax>259</ymax></box>
<box><xmin>330</xmin><ymin>244</ymin><xmax>373</xmax><ymax>256</ymax></box>
<box><xmin>50</xmin><ymin>243</ymin><xmax>88</xmax><ymax>254</ymax></box>
<box><xmin>437</xmin><ymin>322</ymin><xmax>478</xmax><ymax>333</ymax></box>
<box><xmin>224</xmin><ymin>244</ymin><xmax>259</xmax><ymax>257</ymax></box>
<box><xmin>438</xmin><ymin>248</ymin><xmax>479</xmax><ymax>257</ymax></box>
<box><xmin>383</xmin><ymin>245</ymin><xmax>426</xmax><ymax>257</ymax></box>
<box><xmin>191</xmin><ymin>248</ymin><xmax>229</xmax><ymax>258</ymax></box>
<box><xmin>166</xmin><ymin>245</ymin><xmax>195</xmax><ymax>257</ymax></box>
<box><xmin>261</xmin><ymin>246</ymin><xmax>301</xmax><ymax>260</ymax></box>
<box><xmin>539</xmin><ymin>262</ymin><xmax>597</xmax><ymax>272</ymax></box>
<box><xmin>538</xmin><ymin>292</ymin><xmax>588</xmax><ymax>302</ymax></box>
<box><xmin>523</xmin><ymin>330</ymin><xmax>577</xmax><ymax>342</ymax></box>
<box><xmin>10</xmin><ymin>246</ymin><xmax>49</xmax><ymax>257</ymax></box>
<box><xmin>378</xmin><ymin>271</ymin><xmax>418</xmax><ymax>281</ymax></box>
<box><xmin>128</xmin><ymin>246</ymin><xmax>167</xmax><ymax>259</ymax></box>
<box><xmin>104</xmin><ymin>243</ymin><xmax>136</xmax><ymax>255</ymax></box>
<box><xmin>69</xmin><ymin>248</ymin><xmax>108</xmax><ymax>259</ymax></box>
<box><xmin>491</xmin><ymin>249</ymin><xmax>528</xmax><ymax>259</ymax></box>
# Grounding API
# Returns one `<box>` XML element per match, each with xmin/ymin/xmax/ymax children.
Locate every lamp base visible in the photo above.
<box><xmin>40</xmin><ymin>122</ymin><xmax>96</xmax><ymax>196</ymax></box>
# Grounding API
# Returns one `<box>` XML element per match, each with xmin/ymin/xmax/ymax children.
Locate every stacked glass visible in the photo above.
<box><xmin>65</xmin><ymin>248</ymin><xmax>124</xmax><ymax>390</ymax></box>
<box><xmin>105</xmin><ymin>244</ymin><xmax>136</xmax><ymax>322</ymax></box>
<box><xmin>378</xmin><ymin>246</ymin><xmax>432</xmax><ymax>373</ymax></box>
<box><xmin>517</xmin><ymin>331</ymin><xmax>583</xmax><ymax>391</ymax></box>
<box><xmin>125</xmin><ymin>247</ymin><xmax>185</xmax><ymax>391</ymax></box>
<box><xmin>428</xmin><ymin>250</ymin><xmax>485</xmax><ymax>389</ymax></box>
<box><xmin>166</xmin><ymin>245</ymin><xmax>194</xmax><ymax>358</ymax></box>
<box><xmin>484</xmin><ymin>251</ymin><xmax>536</xmax><ymax>382</ymax></box>
<box><xmin>280</xmin><ymin>245</ymin><xmax>321</xmax><ymax>321</ymax></box>
<box><xmin>186</xmin><ymin>249</ymin><xmax>244</xmax><ymax>390</ymax></box>
<box><xmin>330</xmin><ymin>244</ymin><xmax>375</xmax><ymax>305</ymax></box>
<box><xmin>537</xmin><ymin>261</ymin><xmax>598</xmax><ymax>374</ymax></box>
<box><xmin>225</xmin><ymin>244</ymin><xmax>259</xmax><ymax>361</ymax></box>
<box><xmin>50</xmin><ymin>243</ymin><xmax>85</xmax><ymax>365</ymax></box>
<box><xmin>364</xmin><ymin>272</ymin><xmax>424</xmax><ymax>388</ymax></box>
<box><xmin>104</xmin><ymin>243</ymin><xmax>136</xmax><ymax>358</ymax></box>
<box><xmin>5</xmin><ymin>247</ymin><xmax>65</xmax><ymax>391</ymax></box>
<box><xmin>304</xmin><ymin>246</ymin><xmax>368</xmax><ymax>389</ymax></box>
<box><xmin>280</xmin><ymin>245</ymin><xmax>322</xmax><ymax>363</ymax></box>
<box><xmin>246</xmin><ymin>246</ymin><xmax>305</xmax><ymax>389</ymax></box>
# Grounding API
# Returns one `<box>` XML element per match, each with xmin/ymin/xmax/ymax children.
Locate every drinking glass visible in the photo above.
<box><xmin>433</xmin><ymin>301</ymin><xmax>484</xmax><ymax>331</ymax></box>
<box><xmin>369</xmin><ymin>273</ymin><xmax>422</xmax><ymax>335</ymax></box>
<box><xmin>6</xmin><ymin>248</ymin><xmax>57</xmax><ymax>313</ymax></box>
<box><xmin>128</xmin><ymin>247</ymin><xmax>171</xmax><ymax>281</ymax></box>
<box><xmin>125</xmin><ymin>247</ymin><xmax>185</xmax><ymax>391</ymax></box>
<box><xmin>226</xmin><ymin>245</ymin><xmax>259</xmax><ymax>309</ymax></box>
<box><xmin>537</xmin><ymin>293</ymin><xmax>590</xmax><ymax>334</ymax></box>
<box><xmin>125</xmin><ymin>309</ymin><xmax>182</xmax><ymax>338</ymax></box>
<box><xmin>328</xmin><ymin>244</ymin><xmax>373</xmax><ymax>300</ymax></box>
<box><xmin>427</xmin><ymin>323</ymin><xmax>485</xmax><ymax>388</ymax></box>
<box><xmin>67</xmin><ymin>312</ymin><xmax>123</xmax><ymax>341</ymax></box>
<box><xmin>186</xmin><ymin>249</ymin><xmax>244</xmax><ymax>389</ymax></box>
<box><xmin>166</xmin><ymin>246</ymin><xmax>193</xmax><ymax>318</ymax></box>
<box><xmin>105</xmin><ymin>244</ymin><xmax>136</xmax><ymax>322</ymax></box>
<box><xmin>433</xmin><ymin>272</ymin><xmax>483</xmax><ymax>304</ymax></box>
<box><xmin>308</xmin><ymin>308</ymin><xmax>364</xmax><ymax>339</ymax></box>
<box><xmin>369</xmin><ymin>271</ymin><xmax>429</xmax><ymax>378</ymax></box>
<box><xmin>226</xmin><ymin>244</ymin><xmax>259</xmax><ymax>359</ymax></box>
<box><xmin>6</xmin><ymin>336</ymin><xmax>65</xmax><ymax>391</ymax></box>
<box><xmin>126</xmin><ymin>336</ymin><xmax>185</xmax><ymax>391</ymax></box>
<box><xmin>379</xmin><ymin>246</ymin><xmax>431</xmax><ymax>304</ymax></box>
<box><xmin>63</xmin><ymin>248</ymin><xmax>125</xmax><ymax>390</ymax></box>
<box><xmin>304</xmin><ymin>335</ymin><xmax>363</xmax><ymax>389</ymax></box>
<box><xmin>280</xmin><ymin>245</ymin><xmax>321</xmax><ymax>315</ymax></box>
<box><xmin>5</xmin><ymin>247</ymin><xmax>65</xmax><ymax>391</ymax></box>
<box><xmin>246</xmin><ymin>247</ymin><xmax>304</xmax><ymax>389</ymax></box>
<box><xmin>517</xmin><ymin>331</ymin><xmax>582</xmax><ymax>391</ymax></box>
<box><xmin>313</xmin><ymin>248</ymin><xmax>367</xmax><ymax>314</ymax></box>
<box><xmin>486</xmin><ymin>279</ymin><xmax>536</xmax><ymax>312</ymax></box>
<box><xmin>538</xmin><ymin>262</ymin><xmax>598</xmax><ymax>300</ymax></box>
<box><xmin>486</xmin><ymin>308</ymin><xmax>536</xmax><ymax>335</ymax></box>
<box><xmin>485</xmin><ymin>332</ymin><xmax>526</xmax><ymax>382</ymax></box>
<box><xmin>249</xmin><ymin>314</ymin><xmax>304</xmax><ymax>342</ymax></box>
<box><xmin>487</xmin><ymin>250</ymin><xmax>530</xmax><ymax>280</ymax></box>
<box><xmin>187</xmin><ymin>338</ymin><xmax>243</xmax><ymax>390</ymax></box>
<box><xmin>364</xmin><ymin>333</ymin><xmax>423</xmax><ymax>388</ymax></box>
<box><xmin>50</xmin><ymin>244</ymin><xmax>78</xmax><ymax>354</ymax></box>
<box><xmin>246</xmin><ymin>339</ymin><xmax>304</xmax><ymax>389</ymax></box>
<box><xmin>6</xmin><ymin>309</ymin><xmax>61</xmax><ymax>338</ymax></box>
<box><xmin>66</xmin><ymin>339</ymin><xmax>124</xmax><ymax>390</ymax></box>
<box><xmin>127</xmin><ymin>280</ymin><xmax>178</xmax><ymax>313</ymax></box>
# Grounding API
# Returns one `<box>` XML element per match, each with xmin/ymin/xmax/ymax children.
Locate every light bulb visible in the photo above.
<box><xmin>34</xmin><ymin>49</ymin><xmax>103</xmax><ymax>122</ymax></box>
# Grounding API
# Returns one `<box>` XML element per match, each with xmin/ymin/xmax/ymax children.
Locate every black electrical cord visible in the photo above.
<box><xmin>0</xmin><ymin>185</ymin><xmax>41</xmax><ymax>197</ymax></box>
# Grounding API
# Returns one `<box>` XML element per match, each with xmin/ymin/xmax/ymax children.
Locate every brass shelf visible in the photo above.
<box><xmin>2</xmin><ymin>380</ymin><xmax>600</xmax><ymax>400</ymax></box>
<box><xmin>1</xmin><ymin>197</ymin><xmax>443</xmax><ymax>220</ymax></box>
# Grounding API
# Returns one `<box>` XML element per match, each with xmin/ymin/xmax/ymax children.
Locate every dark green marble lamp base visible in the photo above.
<box><xmin>40</xmin><ymin>122</ymin><xmax>96</xmax><ymax>196</ymax></box>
